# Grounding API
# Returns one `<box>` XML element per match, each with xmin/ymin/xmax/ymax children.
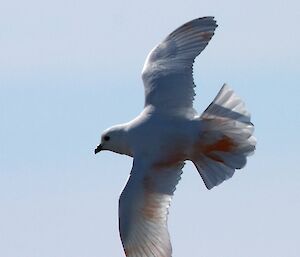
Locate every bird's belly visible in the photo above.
<box><xmin>155</xmin><ymin>154</ymin><xmax>186</xmax><ymax>169</ymax></box>
<box><xmin>129</xmin><ymin>112</ymin><xmax>197</xmax><ymax>167</ymax></box>
<box><xmin>152</xmin><ymin>142</ymin><xmax>188</xmax><ymax>169</ymax></box>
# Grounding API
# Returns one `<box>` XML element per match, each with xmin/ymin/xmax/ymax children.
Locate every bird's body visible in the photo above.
<box><xmin>120</xmin><ymin>107</ymin><xmax>198</xmax><ymax>161</ymax></box>
<box><xmin>95</xmin><ymin>17</ymin><xmax>256</xmax><ymax>257</ymax></box>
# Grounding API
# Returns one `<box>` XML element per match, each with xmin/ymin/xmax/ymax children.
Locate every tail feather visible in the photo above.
<box><xmin>193</xmin><ymin>84</ymin><xmax>256</xmax><ymax>190</ymax></box>
<box><xmin>197</xmin><ymin>156</ymin><xmax>235</xmax><ymax>189</ymax></box>
<box><xmin>201</xmin><ymin>84</ymin><xmax>251</xmax><ymax>124</ymax></box>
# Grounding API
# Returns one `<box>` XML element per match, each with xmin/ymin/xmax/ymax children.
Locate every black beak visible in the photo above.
<box><xmin>94</xmin><ymin>144</ymin><xmax>102</xmax><ymax>154</ymax></box>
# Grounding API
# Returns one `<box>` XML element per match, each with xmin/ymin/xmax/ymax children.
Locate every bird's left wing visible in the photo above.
<box><xmin>142</xmin><ymin>17</ymin><xmax>218</xmax><ymax>117</ymax></box>
<box><xmin>119</xmin><ymin>159</ymin><xmax>184</xmax><ymax>257</ymax></box>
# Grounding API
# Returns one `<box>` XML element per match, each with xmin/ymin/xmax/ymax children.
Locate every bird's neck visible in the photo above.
<box><xmin>112</xmin><ymin>124</ymin><xmax>133</xmax><ymax>157</ymax></box>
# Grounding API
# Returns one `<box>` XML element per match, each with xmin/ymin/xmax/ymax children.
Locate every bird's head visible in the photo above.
<box><xmin>94</xmin><ymin>125</ymin><xmax>131</xmax><ymax>156</ymax></box>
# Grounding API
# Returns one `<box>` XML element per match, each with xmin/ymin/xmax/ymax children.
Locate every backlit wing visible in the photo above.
<box><xmin>142</xmin><ymin>17</ymin><xmax>218</xmax><ymax>117</ymax></box>
<box><xmin>119</xmin><ymin>159</ymin><xmax>184</xmax><ymax>257</ymax></box>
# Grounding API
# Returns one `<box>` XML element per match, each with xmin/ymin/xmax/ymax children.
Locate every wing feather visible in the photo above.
<box><xmin>119</xmin><ymin>160</ymin><xmax>184</xmax><ymax>257</ymax></box>
<box><xmin>142</xmin><ymin>17</ymin><xmax>218</xmax><ymax>117</ymax></box>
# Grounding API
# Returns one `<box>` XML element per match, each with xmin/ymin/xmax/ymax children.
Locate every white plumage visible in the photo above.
<box><xmin>95</xmin><ymin>17</ymin><xmax>256</xmax><ymax>257</ymax></box>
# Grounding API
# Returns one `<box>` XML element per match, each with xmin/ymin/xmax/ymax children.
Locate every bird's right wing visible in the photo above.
<box><xmin>119</xmin><ymin>159</ymin><xmax>184</xmax><ymax>257</ymax></box>
<box><xmin>142</xmin><ymin>17</ymin><xmax>218</xmax><ymax>117</ymax></box>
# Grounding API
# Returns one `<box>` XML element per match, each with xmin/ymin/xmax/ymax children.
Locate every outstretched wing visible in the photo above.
<box><xmin>142</xmin><ymin>17</ymin><xmax>218</xmax><ymax>117</ymax></box>
<box><xmin>119</xmin><ymin>159</ymin><xmax>184</xmax><ymax>257</ymax></box>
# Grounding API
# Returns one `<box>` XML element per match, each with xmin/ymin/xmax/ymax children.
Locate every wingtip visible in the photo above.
<box><xmin>199</xmin><ymin>16</ymin><xmax>217</xmax><ymax>21</ymax></box>
<box><xmin>199</xmin><ymin>16</ymin><xmax>215</xmax><ymax>19</ymax></box>
<box><xmin>197</xmin><ymin>16</ymin><xmax>218</xmax><ymax>28</ymax></box>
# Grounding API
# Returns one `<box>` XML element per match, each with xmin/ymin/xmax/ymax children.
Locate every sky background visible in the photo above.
<box><xmin>1</xmin><ymin>0</ymin><xmax>300</xmax><ymax>256</ymax></box>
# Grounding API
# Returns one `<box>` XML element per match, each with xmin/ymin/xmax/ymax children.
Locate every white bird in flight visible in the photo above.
<box><xmin>95</xmin><ymin>17</ymin><xmax>256</xmax><ymax>257</ymax></box>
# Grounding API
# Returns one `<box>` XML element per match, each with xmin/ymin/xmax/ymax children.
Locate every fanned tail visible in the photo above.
<box><xmin>193</xmin><ymin>84</ymin><xmax>256</xmax><ymax>189</ymax></box>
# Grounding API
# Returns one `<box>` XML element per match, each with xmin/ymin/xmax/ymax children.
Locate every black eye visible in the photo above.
<box><xmin>104</xmin><ymin>135</ymin><xmax>110</xmax><ymax>141</ymax></box>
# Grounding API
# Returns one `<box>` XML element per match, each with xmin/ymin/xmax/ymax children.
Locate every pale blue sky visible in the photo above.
<box><xmin>1</xmin><ymin>0</ymin><xmax>300</xmax><ymax>256</ymax></box>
